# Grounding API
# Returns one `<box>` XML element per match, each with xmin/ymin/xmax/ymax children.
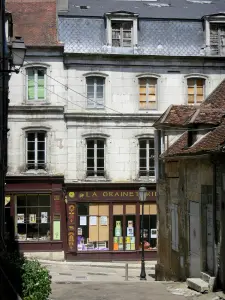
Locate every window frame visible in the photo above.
<box><xmin>186</xmin><ymin>77</ymin><xmax>206</xmax><ymax>105</ymax></box>
<box><xmin>138</xmin><ymin>77</ymin><xmax>158</xmax><ymax>110</ymax></box>
<box><xmin>138</xmin><ymin>138</ymin><xmax>155</xmax><ymax>178</ymax></box>
<box><xmin>25</xmin><ymin>131</ymin><xmax>47</xmax><ymax>170</ymax></box>
<box><xmin>86</xmin><ymin>76</ymin><xmax>105</xmax><ymax>109</ymax></box>
<box><xmin>111</xmin><ymin>20</ymin><xmax>133</xmax><ymax>47</ymax></box>
<box><xmin>26</xmin><ymin>67</ymin><xmax>47</xmax><ymax>101</ymax></box>
<box><xmin>86</xmin><ymin>138</ymin><xmax>106</xmax><ymax>177</ymax></box>
<box><xmin>106</xmin><ymin>12</ymin><xmax>138</xmax><ymax>47</ymax></box>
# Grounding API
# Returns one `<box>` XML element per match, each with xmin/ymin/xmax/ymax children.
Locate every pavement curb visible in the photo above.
<box><xmin>39</xmin><ymin>259</ymin><xmax>156</xmax><ymax>270</ymax></box>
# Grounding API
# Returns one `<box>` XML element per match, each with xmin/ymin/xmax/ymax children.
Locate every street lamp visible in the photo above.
<box><xmin>139</xmin><ymin>185</ymin><xmax>147</xmax><ymax>280</ymax></box>
<box><xmin>1</xmin><ymin>36</ymin><xmax>26</xmax><ymax>73</ymax></box>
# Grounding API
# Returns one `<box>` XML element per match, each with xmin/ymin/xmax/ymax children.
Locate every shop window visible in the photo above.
<box><xmin>26</xmin><ymin>67</ymin><xmax>46</xmax><ymax>101</ymax></box>
<box><xmin>5</xmin><ymin>195</ymin><xmax>11</xmax><ymax>239</ymax></box>
<box><xmin>139</xmin><ymin>77</ymin><xmax>157</xmax><ymax>110</ymax></box>
<box><xmin>139</xmin><ymin>204</ymin><xmax>157</xmax><ymax>251</ymax></box>
<box><xmin>139</xmin><ymin>139</ymin><xmax>155</xmax><ymax>177</ymax></box>
<box><xmin>113</xmin><ymin>204</ymin><xmax>136</xmax><ymax>251</ymax></box>
<box><xmin>15</xmin><ymin>194</ymin><xmax>51</xmax><ymax>241</ymax></box>
<box><xmin>26</xmin><ymin>131</ymin><xmax>46</xmax><ymax>170</ymax></box>
<box><xmin>77</xmin><ymin>203</ymin><xmax>109</xmax><ymax>251</ymax></box>
<box><xmin>86</xmin><ymin>139</ymin><xmax>105</xmax><ymax>177</ymax></box>
<box><xmin>187</xmin><ymin>78</ymin><xmax>205</xmax><ymax>105</ymax></box>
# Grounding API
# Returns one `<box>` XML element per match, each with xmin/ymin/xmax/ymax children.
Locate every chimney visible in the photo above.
<box><xmin>57</xmin><ymin>0</ymin><xmax>68</xmax><ymax>12</ymax></box>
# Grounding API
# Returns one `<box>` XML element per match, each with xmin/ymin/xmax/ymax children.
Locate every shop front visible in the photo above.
<box><xmin>66</xmin><ymin>185</ymin><xmax>157</xmax><ymax>261</ymax></box>
<box><xmin>5</xmin><ymin>176</ymin><xmax>66</xmax><ymax>260</ymax></box>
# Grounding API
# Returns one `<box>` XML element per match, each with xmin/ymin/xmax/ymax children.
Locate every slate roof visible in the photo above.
<box><xmin>156</xmin><ymin>79</ymin><xmax>225</xmax><ymax>157</ymax></box>
<box><xmin>60</xmin><ymin>0</ymin><xmax>225</xmax><ymax>20</ymax></box>
<box><xmin>6</xmin><ymin>0</ymin><xmax>60</xmax><ymax>47</ymax></box>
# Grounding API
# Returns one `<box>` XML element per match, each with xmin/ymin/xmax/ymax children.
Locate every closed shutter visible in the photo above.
<box><xmin>171</xmin><ymin>203</ymin><xmax>178</xmax><ymax>251</ymax></box>
<box><xmin>210</xmin><ymin>24</ymin><xmax>219</xmax><ymax>54</ymax></box>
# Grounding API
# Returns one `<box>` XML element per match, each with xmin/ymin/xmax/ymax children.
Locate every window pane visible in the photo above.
<box><xmin>139</xmin><ymin>140</ymin><xmax>146</xmax><ymax>149</ymax></box>
<box><xmin>17</xmin><ymin>195</ymin><xmax>26</xmax><ymax>207</ymax></box>
<box><xmin>27</xmin><ymin>195</ymin><xmax>38</xmax><ymax>206</ymax></box>
<box><xmin>139</xmin><ymin>78</ymin><xmax>147</xmax><ymax>85</ymax></box>
<box><xmin>139</xmin><ymin>149</ymin><xmax>146</xmax><ymax>159</ymax></box>
<box><xmin>27</xmin><ymin>69</ymin><xmax>35</xmax><ymax>100</ymax></box>
<box><xmin>27</xmin><ymin>132</ymin><xmax>35</xmax><ymax>141</ymax></box>
<box><xmin>113</xmin><ymin>215</ymin><xmax>123</xmax><ymax>251</ymax></box>
<box><xmin>17</xmin><ymin>224</ymin><xmax>26</xmax><ymax>240</ymax></box>
<box><xmin>39</xmin><ymin>223</ymin><xmax>50</xmax><ymax>241</ymax></box>
<box><xmin>87</xmin><ymin>148</ymin><xmax>94</xmax><ymax>158</ymax></box>
<box><xmin>38</xmin><ymin>132</ymin><xmax>45</xmax><ymax>142</ymax></box>
<box><xmin>38</xmin><ymin>69</ymin><xmax>45</xmax><ymax>99</ymax></box>
<box><xmin>125</xmin><ymin>215</ymin><xmax>135</xmax><ymax>251</ymax></box>
<box><xmin>78</xmin><ymin>203</ymin><xmax>89</xmax><ymax>215</ymax></box>
<box><xmin>140</xmin><ymin>158</ymin><xmax>146</xmax><ymax>168</ymax></box>
<box><xmin>97</xmin><ymin>148</ymin><xmax>104</xmax><ymax>158</ymax></box>
<box><xmin>188</xmin><ymin>95</ymin><xmax>195</xmax><ymax>104</ymax></box>
<box><xmin>86</xmin><ymin>77</ymin><xmax>95</xmax><ymax>85</ymax></box>
<box><xmin>27</xmin><ymin>141</ymin><xmax>35</xmax><ymax>151</ymax></box>
<box><xmin>38</xmin><ymin>141</ymin><xmax>45</xmax><ymax>151</ymax></box>
<box><xmin>97</xmin><ymin>140</ymin><xmax>104</xmax><ymax>148</ymax></box>
<box><xmin>96</xmin><ymin>78</ymin><xmax>104</xmax><ymax>85</ymax></box>
<box><xmin>39</xmin><ymin>194</ymin><xmax>50</xmax><ymax>206</ymax></box>
<box><xmin>37</xmin><ymin>150</ymin><xmax>45</xmax><ymax>161</ymax></box>
<box><xmin>122</xmin><ymin>22</ymin><xmax>132</xmax><ymax>30</ymax></box>
<box><xmin>97</xmin><ymin>158</ymin><xmax>104</xmax><ymax>168</ymax></box>
<box><xmin>149</xmin><ymin>139</ymin><xmax>154</xmax><ymax>149</ymax></box>
<box><xmin>87</xmin><ymin>140</ymin><xmax>94</xmax><ymax>148</ymax></box>
<box><xmin>139</xmin><ymin>215</ymin><xmax>151</xmax><ymax>251</ymax></box>
<box><xmin>27</xmin><ymin>224</ymin><xmax>39</xmax><ymax>241</ymax></box>
<box><xmin>27</xmin><ymin>151</ymin><xmax>35</xmax><ymax>161</ymax></box>
<box><xmin>87</xmin><ymin>158</ymin><xmax>94</xmax><ymax>168</ymax></box>
<box><xmin>112</xmin><ymin>39</ymin><xmax>120</xmax><ymax>47</ymax></box>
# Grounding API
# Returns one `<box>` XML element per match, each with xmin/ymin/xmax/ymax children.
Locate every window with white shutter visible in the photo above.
<box><xmin>86</xmin><ymin>77</ymin><xmax>105</xmax><ymax>109</ymax></box>
<box><xmin>210</xmin><ymin>23</ymin><xmax>225</xmax><ymax>55</ymax></box>
<box><xmin>171</xmin><ymin>203</ymin><xmax>179</xmax><ymax>251</ymax></box>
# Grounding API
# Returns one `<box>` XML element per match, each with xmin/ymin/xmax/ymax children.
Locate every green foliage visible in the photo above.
<box><xmin>21</xmin><ymin>260</ymin><xmax>52</xmax><ymax>300</ymax></box>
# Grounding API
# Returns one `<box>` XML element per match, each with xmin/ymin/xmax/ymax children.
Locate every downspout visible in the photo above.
<box><xmin>213</xmin><ymin>161</ymin><xmax>218</xmax><ymax>279</ymax></box>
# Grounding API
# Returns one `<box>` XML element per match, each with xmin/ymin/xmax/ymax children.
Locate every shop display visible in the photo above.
<box><xmin>29</xmin><ymin>214</ymin><xmax>36</xmax><ymax>224</ymax></box>
<box><xmin>17</xmin><ymin>214</ymin><xmax>24</xmax><ymax>224</ymax></box>
<box><xmin>41</xmin><ymin>212</ymin><xmax>48</xmax><ymax>224</ymax></box>
<box><xmin>80</xmin><ymin>216</ymin><xmax>87</xmax><ymax>226</ymax></box>
<box><xmin>100</xmin><ymin>216</ymin><xmax>107</xmax><ymax>226</ymax></box>
<box><xmin>53</xmin><ymin>220</ymin><xmax>61</xmax><ymax>240</ymax></box>
<box><xmin>151</xmin><ymin>228</ymin><xmax>157</xmax><ymax>238</ymax></box>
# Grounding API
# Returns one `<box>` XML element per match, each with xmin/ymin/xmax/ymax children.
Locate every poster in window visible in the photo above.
<box><xmin>128</xmin><ymin>220</ymin><xmax>133</xmax><ymax>228</ymax></box>
<box><xmin>29</xmin><ymin>214</ymin><xmax>36</xmax><ymax>224</ymax></box>
<box><xmin>41</xmin><ymin>212</ymin><xmax>48</xmax><ymax>224</ymax></box>
<box><xmin>77</xmin><ymin>227</ymin><xmax>82</xmax><ymax>236</ymax></box>
<box><xmin>53</xmin><ymin>220</ymin><xmax>61</xmax><ymax>240</ymax></box>
<box><xmin>151</xmin><ymin>229</ymin><xmax>157</xmax><ymax>238</ymax></box>
<box><xmin>127</xmin><ymin>227</ymin><xmax>134</xmax><ymax>237</ymax></box>
<box><xmin>143</xmin><ymin>229</ymin><xmax>148</xmax><ymax>238</ymax></box>
<box><xmin>90</xmin><ymin>216</ymin><xmax>97</xmax><ymax>226</ymax></box>
<box><xmin>115</xmin><ymin>221</ymin><xmax>121</xmax><ymax>237</ymax></box>
<box><xmin>17</xmin><ymin>214</ymin><xmax>24</xmax><ymax>224</ymax></box>
<box><xmin>100</xmin><ymin>216</ymin><xmax>107</xmax><ymax>226</ymax></box>
<box><xmin>80</xmin><ymin>216</ymin><xmax>87</xmax><ymax>226</ymax></box>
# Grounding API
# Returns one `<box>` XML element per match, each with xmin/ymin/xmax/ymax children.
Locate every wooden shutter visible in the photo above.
<box><xmin>171</xmin><ymin>203</ymin><xmax>178</xmax><ymax>251</ymax></box>
<box><xmin>210</xmin><ymin>24</ymin><xmax>219</xmax><ymax>54</ymax></box>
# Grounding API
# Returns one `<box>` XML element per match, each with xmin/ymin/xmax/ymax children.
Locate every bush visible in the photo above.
<box><xmin>21</xmin><ymin>259</ymin><xmax>52</xmax><ymax>300</ymax></box>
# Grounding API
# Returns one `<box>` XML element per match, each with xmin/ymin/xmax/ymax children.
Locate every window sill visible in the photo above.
<box><xmin>23</xmin><ymin>169</ymin><xmax>48</xmax><ymax>175</ymax></box>
<box><xmin>77</xmin><ymin>249</ymin><xmax>157</xmax><ymax>253</ymax></box>
<box><xmin>23</xmin><ymin>100</ymin><xmax>50</xmax><ymax>105</ymax></box>
<box><xmin>137</xmin><ymin>176</ymin><xmax>156</xmax><ymax>183</ymax></box>
<box><xmin>17</xmin><ymin>240</ymin><xmax>62</xmax><ymax>243</ymax></box>
<box><xmin>85</xmin><ymin>176</ymin><xmax>109</xmax><ymax>182</ymax></box>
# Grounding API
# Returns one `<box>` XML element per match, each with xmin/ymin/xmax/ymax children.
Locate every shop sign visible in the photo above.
<box><xmin>68</xmin><ymin>190</ymin><xmax>156</xmax><ymax>201</ymax></box>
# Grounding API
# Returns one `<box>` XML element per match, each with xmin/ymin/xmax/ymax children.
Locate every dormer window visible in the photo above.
<box><xmin>112</xmin><ymin>21</ymin><xmax>132</xmax><ymax>47</ymax></box>
<box><xmin>210</xmin><ymin>23</ymin><xmax>225</xmax><ymax>55</ymax></box>
<box><xmin>106</xmin><ymin>11</ymin><xmax>138</xmax><ymax>48</ymax></box>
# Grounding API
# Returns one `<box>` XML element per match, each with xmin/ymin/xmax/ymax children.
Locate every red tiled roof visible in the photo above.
<box><xmin>201</xmin><ymin>79</ymin><xmax>225</xmax><ymax>110</ymax></box>
<box><xmin>163</xmin><ymin>124</ymin><xmax>225</xmax><ymax>157</ymax></box>
<box><xmin>187</xmin><ymin>108</ymin><xmax>223</xmax><ymax>125</ymax></box>
<box><xmin>6</xmin><ymin>0</ymin><xmax>60</xmax><ymax>47</ymax></box>
<box><xmin>154</xmin><ymin>105</ymin><xmax>197</xmax><ymax>127</ymax></box>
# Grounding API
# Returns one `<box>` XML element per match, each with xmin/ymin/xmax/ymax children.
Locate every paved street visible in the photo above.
<box><xmin>41</xmin><ymin>261</ymin><xmax>201</xmax><ymax>300</ymax></box>
<box><xmin>50</xmin><ymin>282</ymin><xmax>188</xmax><ymax>300</ymax></box>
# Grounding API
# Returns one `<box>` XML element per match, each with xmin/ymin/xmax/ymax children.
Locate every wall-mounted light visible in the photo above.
<box><xmin>1</xmin><ymin>36</ymin><xmax>26</xmax><ymax>74</ymax></box>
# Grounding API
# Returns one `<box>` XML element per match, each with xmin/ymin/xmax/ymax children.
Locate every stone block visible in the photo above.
<box><xmin>186</xmin><ymin>278</ymin><xmax>209</xmax><ymax>293</ymax></box>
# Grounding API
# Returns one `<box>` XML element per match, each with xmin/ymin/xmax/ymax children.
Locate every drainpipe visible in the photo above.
<box><xmin>213</xmin><ymin>161</ymin><xmax>218</xmax><ymax>279</ymax></box>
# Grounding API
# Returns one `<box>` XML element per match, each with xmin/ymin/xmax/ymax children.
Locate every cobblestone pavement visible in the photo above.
<box><xmin>50</xmin><ymin>281</ymin><xmax>188</xmax><ymax>300</ymax></box>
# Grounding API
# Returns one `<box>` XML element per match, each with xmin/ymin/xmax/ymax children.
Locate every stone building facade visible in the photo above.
<box><xmin>4</xmin><ymin>0</ymin><xmax>225</xmax><ymax>261</ymax></box>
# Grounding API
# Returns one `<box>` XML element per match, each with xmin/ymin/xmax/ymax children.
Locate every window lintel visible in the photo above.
<box><xmin>203</xmin><ymin>13</ymin><xmax>225</xmax><ymax>22</ymax></box>
<box><xmin>82</xmin><ymin>133</ymin><xmax>110</xmax><ymax>139</ymax></box>
<box><xmin>136</xmin><ymin>73</ymin><xmax>160</xmax><ymax>79</ymax></box>
<box><xmin>22</xmin><ymin>126</ymin><xmax>51</xmax><ymax>133</ymax></box>
<box><xmin>23</xmin><ymin>63</ymin><xmax>50</xmax><ymax>70</ymax></box>
<box><xmin>84</xmin><ymin>72</ymin><xmax>108</xmax><ymax>79</ymax></box>
<box><xmin>136</xmin><ymin>134</ymin><xmax>154</xmax><ymax>139</ymax></box>
<box><xmin>184</xmin><ymin>74</ymin><xmax>208</xmax><ymax>80</ymax></box>
<box><xmin>105</xmin><ymin>11</ymin><xmax>138</xmax><ymax>19</ymax></box>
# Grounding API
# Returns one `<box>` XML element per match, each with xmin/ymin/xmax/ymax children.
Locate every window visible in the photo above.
<box><xmin>86</xmin><ymin>139</ymin><xmax>105</xmax><ymax>177</ymax></box>
<box><xmin>15</xmin><ymin>194</ymin><xmax>51</xmax><ymax>241</ymax></box>
<box><xmin>112</xmin><ymin>21</ymin><xmax>132</xmax><ymax>47</ymax></box>
<box><xmin>86</xmin><ymin>77</ymin><xmax>105</xmax><ymax>109</ymax></box>
<box><xmin>113</xmin><ymin>204</ymin><xmax>136</xmax><ymax>251</ymax></box>
<box><xmin>77</xmin><ymin>203</ymin><xmax>109</xmax><ymax>251</ymax></box>
<box><xmin>26</xmin><ymin>132</ymin><xmax>46</xmax><ymax>170</ymax></box>
<box><xmin>139</xmin><ymin>204</ymin><xmax>157</xmax><ymax>251</ymax></box>
<box><xmin>139</xmin><ymin>139</ymin><xmax>155</xmax><ymax>177</ymax></box>
<box><xmin>187</xmin><ymin>78</ymin><xmax>205</xmax><ymax>104</ymax></box>
<box><xmin>210</xmin><ymin>23</ymin><xmax>225</xmax><ymax>55</ymax></box>
<box><xmin>26</xmin><ymin>67</ymin><xmax>46</xmax><ymax>101</ymax></box>
<box><xmin>139</xmin><ymin>78</ymin><xmax>157</xmax><ymax>109</ymax></box>
<box><xmin>171</xmin><ymin>203</ymin><xmax>178</xmax><ymax>251</ymax></box>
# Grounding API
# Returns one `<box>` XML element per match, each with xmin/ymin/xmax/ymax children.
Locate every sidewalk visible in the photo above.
<box><xmin>39</xmin><ymin>259</ymin><xmax>157</xmax><ymax>270</ymax></box>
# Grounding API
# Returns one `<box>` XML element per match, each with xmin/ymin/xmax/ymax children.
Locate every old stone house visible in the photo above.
<box><xmin>154</xmin><ymin>79</ymin><xmax>225</xmax><ymax>291</ymax></box>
